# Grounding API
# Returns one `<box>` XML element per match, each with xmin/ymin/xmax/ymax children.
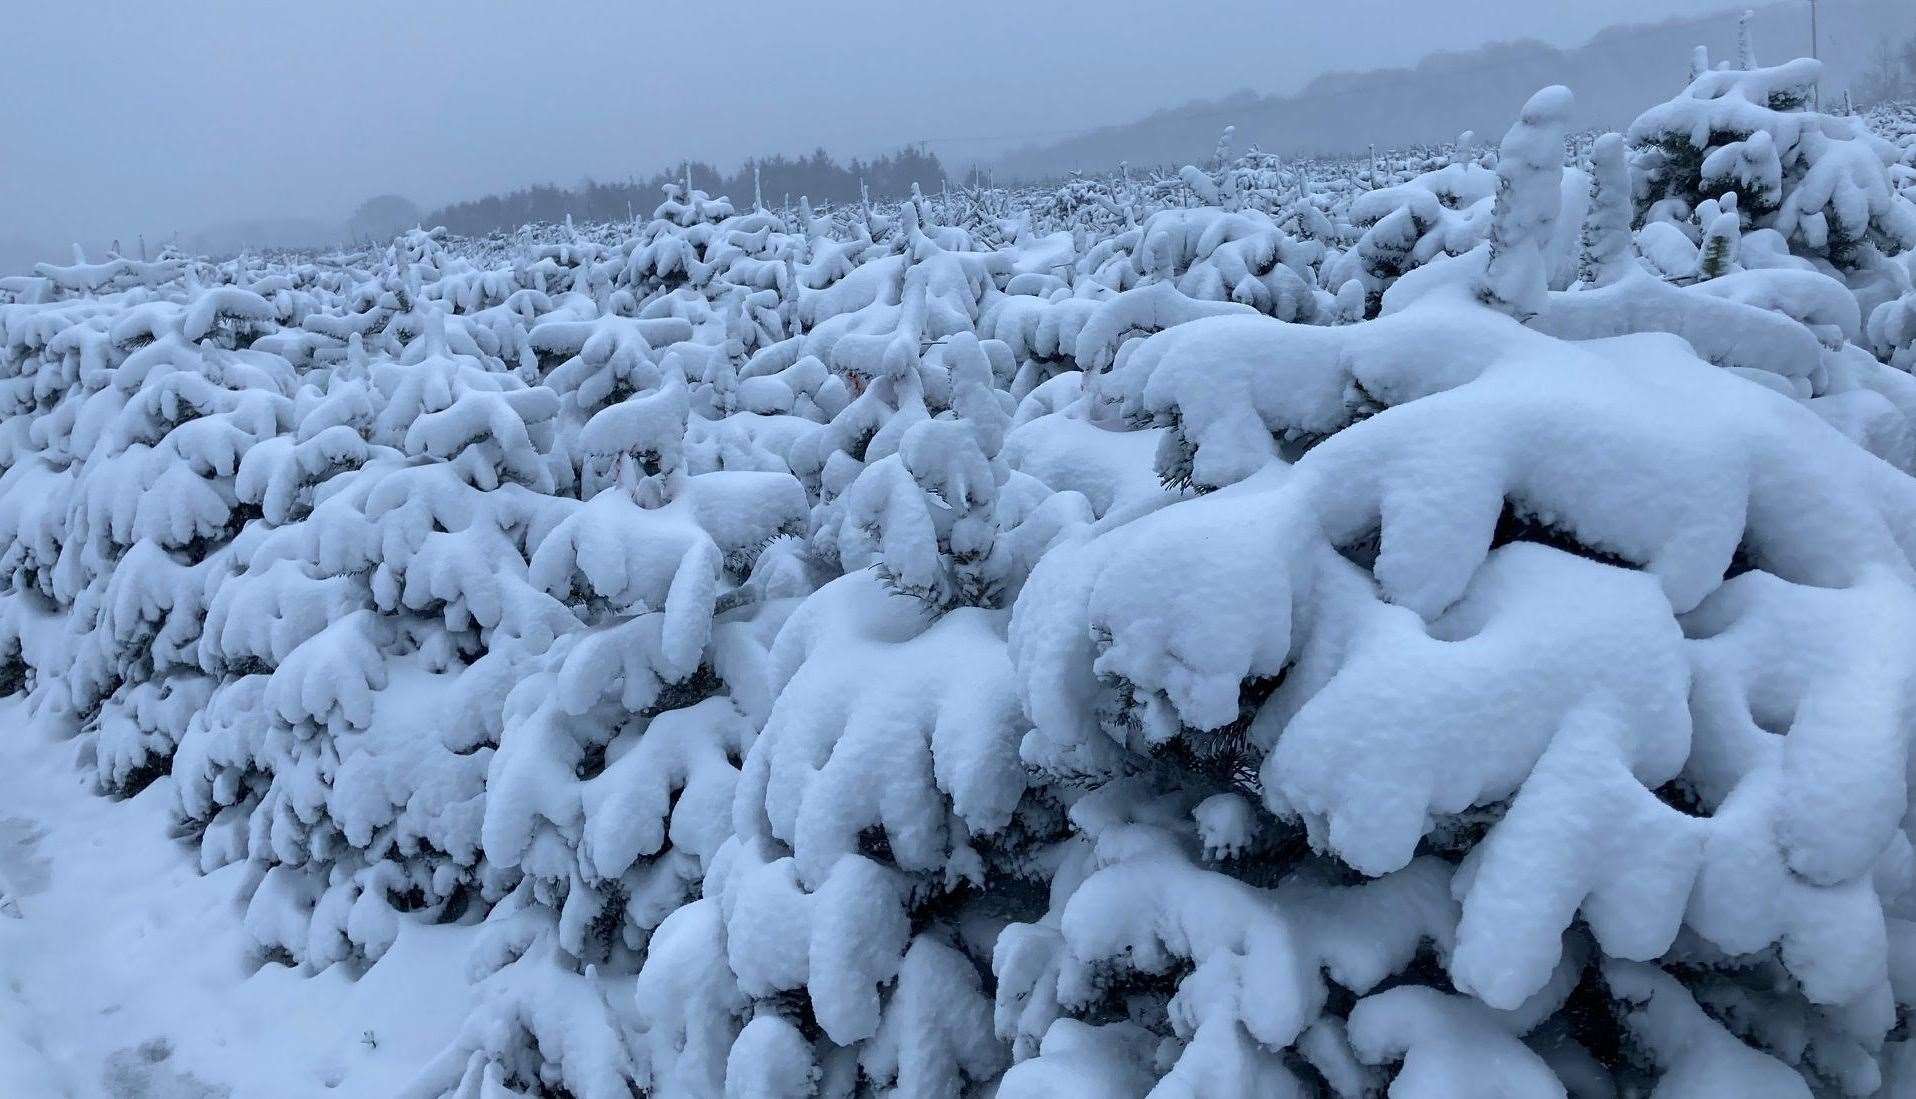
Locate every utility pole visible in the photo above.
<box><xmin>1809</xmin><ymin>0</ymin><xmax>1821</xmax><ymax>108</ymax></box>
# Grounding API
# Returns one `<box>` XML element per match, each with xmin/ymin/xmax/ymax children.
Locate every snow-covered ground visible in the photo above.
<box><xmin>0</xmin><ymin>696</ymin><xmax>469</xmax><ymax>1097</ymax></box>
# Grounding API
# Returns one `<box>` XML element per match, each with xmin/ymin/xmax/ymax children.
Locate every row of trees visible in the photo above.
<box><xmin>424</xmin><ymin>146</ymin><xmax>951</xmax><ymax>237</ymax></box>
<box><xmin>5</xmin><ymin>40</ymin><xmax>1916</xmax><ymax>1096</ymax></box>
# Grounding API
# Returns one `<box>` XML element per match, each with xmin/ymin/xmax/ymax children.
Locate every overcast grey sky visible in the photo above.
<box><xmin>2</xmin><ymin>0</ymin><xmax>1758</xmax><ymax>253</ymax></box>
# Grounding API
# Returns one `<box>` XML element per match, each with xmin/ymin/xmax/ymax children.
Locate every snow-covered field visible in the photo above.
<box><xmin>0</xmin><ymin>697</ymin><xmax>472</xmax><ymax>1097</ymax></box>
<box><xmin>4</xmin><ymin>48</ymin><xmax>1916</xmax><ymax>1098</ymax></box>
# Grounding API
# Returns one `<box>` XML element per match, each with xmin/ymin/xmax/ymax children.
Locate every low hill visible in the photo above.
<box><xmin>986</xmin><ymin>0</ymin><xmax>1912</xmax><ymax>179</ymax></box>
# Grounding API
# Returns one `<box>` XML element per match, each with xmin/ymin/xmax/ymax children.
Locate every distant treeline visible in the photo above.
<box><xmin>424</xmin><ymin>146</ymin><xmax>951</xmax><ymax>235</ymax></box>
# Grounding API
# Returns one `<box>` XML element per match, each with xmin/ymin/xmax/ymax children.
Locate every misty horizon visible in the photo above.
<box><xmin>2</xmin><ymin>0</ymin><xmax>1840</xmax><ymax>270</ymax></box>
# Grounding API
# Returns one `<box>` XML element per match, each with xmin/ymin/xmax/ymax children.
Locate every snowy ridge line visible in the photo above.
<box><xmin>3</xmin><ymin>49</ymin><xmax>1916</xmax><ymax>1098</ymax></box>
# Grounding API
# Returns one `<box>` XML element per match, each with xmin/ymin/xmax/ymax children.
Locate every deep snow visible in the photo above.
<box><xmin>0</xmin><ymin>696</ymin><xmax>469</xmax><ymax>1097</ymax></box>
